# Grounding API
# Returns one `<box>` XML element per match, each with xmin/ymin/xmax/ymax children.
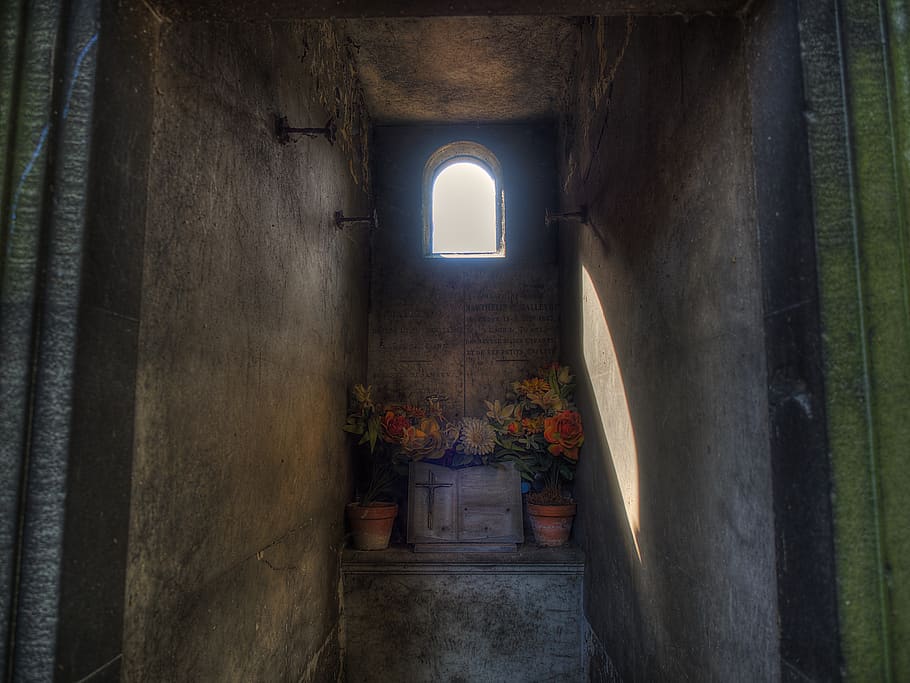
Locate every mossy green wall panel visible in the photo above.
<box><xmin>0</xmin><ymin>0</ymin><xmax>26</xmax><ymax>668</ymax></box>
<box><xmin>799</xmin><ymin>1</ymin><xmax>910</xmax><ymax>680</ymax></box>
<box><xmin>0</xmin><ymin>0</ymin><xmax>103</xmax><ymax>675</ymax></box>
<box><xmin>0</xmin><ymin>0</ymin><xmax>64</xmax><ymax>671</ymax></box>
<box><xmin>878</xmin><ymin>1</ymin><xmax>910</xmax><ymax>677</ymax></box>
<box><xmin>0</xmin><ymin>0</ymin><xmax>25</xmax><ymax>264</ymax></box>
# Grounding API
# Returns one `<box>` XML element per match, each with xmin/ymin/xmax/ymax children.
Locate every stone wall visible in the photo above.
<box><xmin>368</xmin><ymin>124</ymin><xmax>559</xmax><ymax>421</ymax></box>
<box><xmin>558</xmin><ymin>16</ymin><xmax>779</xmax><ymax>681</ymax></box>
<box><xmin>123</xmin><ymin>18</ymin><xmax>371</xmax><ymax>680</ymax></box>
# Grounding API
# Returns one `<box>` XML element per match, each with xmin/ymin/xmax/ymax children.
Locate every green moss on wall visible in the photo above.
<box><xmin>800</xmin><ymin>1</ymin><xmax>910</xmax><ymax>679</ymax></box>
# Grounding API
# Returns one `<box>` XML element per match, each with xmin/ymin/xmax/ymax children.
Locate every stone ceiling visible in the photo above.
<box><xmin>154</xmin><ymin>1</ymin><xmax>747</xmax><ymax>21</ymax></box>
<box><xmin>341</xmin><ymin>17</ymin><xmax>579</xmax><ymax>124</ymax></box>
<box><xmin>149</xmin><ymin>1</ymin><xmax>749</xmax><ymax>124</ymax></box>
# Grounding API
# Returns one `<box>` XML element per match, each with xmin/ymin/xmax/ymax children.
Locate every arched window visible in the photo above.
<box><xmin>423</xmin><ymin>142</ymin><xmax>505</xmax><ymax>258</ymax></box>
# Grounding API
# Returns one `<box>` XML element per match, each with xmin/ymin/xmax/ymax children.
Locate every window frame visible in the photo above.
<box><xmin>422</xmin><ymin>141</ymin><xmax>506</xmax><ymax>259</ymax></box>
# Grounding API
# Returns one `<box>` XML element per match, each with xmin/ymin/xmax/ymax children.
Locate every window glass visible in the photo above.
<box><xmin>423</xmin><ymin>142</ymin><xmax>504</xmax><ymax>258</ymax></box>
<box><xmin>431</xmin><ymin>161</ymin><xmax>497</xmax><ymax>254</ymax></box>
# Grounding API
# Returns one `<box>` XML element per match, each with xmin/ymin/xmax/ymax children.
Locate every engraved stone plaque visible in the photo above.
<box><xmin>369</xmin><ymin>266</ymin><xmax>558</xmax><ymax>418</ymax></box>
<box><xmin>407</xmin><ymin>462</ymin><xmax>523</xmax><ymax>551</ymax></box>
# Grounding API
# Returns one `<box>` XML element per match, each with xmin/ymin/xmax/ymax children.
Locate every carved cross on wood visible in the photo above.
<box><xmin>414</xmin><ymin>470</ymin><xmax>453</xmax><ymax>530</ymax></box>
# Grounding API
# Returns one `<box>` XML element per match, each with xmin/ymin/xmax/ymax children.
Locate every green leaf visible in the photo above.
<box><xmin>367</xmin><ymin>414</ymin><xmax>380</xmax><ymax>452</ymax></box>
<box><xmin>343</xmin><ymin>414</ymin><xmax>365</xmax><ymax>435</ymax></box>
<box><xmin>559</xmin><ymin>462</ymin><xmax>575</xmax><ymax>481</ymax></box>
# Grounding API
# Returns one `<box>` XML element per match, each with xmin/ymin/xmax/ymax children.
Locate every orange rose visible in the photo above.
<box><xmin>380</xmin><ymin>411</ymin><xmax>410</xmax><ymax>444</ymax></box>
<box><xmin>400</xmin><ymin>418</ymin><xmax>445</xmax><ymax>460</ymax></box>
<box><xmin>543</xmin><ymin>410</ymin><xmax>584</xmax><ymax>461</ymax></box>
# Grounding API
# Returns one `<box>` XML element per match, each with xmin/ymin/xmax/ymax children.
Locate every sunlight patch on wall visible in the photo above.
<box><xmin>582</xmin><ymin>265</ymin><xmax>641</xmax><ymax>561</ymax></box>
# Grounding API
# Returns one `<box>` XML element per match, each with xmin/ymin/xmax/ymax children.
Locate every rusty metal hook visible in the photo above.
<box><xmin>334</xmin><ymin>208</ymin><xmax>379</xmax><ymax>230</ymax></box>
<box><xmin>275</xmin><ymin>115</ymin><xmax>337</xmax><ymax>145</ymax></box>
<box><xmin>545</xmin><ymin>206</ymin><xmax>588</xmax><ymax>226</ymax></box>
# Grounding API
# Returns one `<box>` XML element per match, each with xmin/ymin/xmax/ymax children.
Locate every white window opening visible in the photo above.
<box><xmin>423</xmin><ymin>143</ymin><xmax>505</xmax><ymax>258</ymax></box>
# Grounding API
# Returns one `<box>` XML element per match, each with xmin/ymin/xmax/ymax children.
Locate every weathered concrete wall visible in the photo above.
<box><xmin>124</xmin><ymin>18</ymin><xmax>371</xmax><ymax>680</ymax></box>
<box><xmin>558</xmin><ymin>16</ymin><xmax>779</xmax><ymax>681</ymax></box>
<box><xmin>369</xmin><ymin>124</ymin><xmax>559</xmax><ymax>420</ymax></box>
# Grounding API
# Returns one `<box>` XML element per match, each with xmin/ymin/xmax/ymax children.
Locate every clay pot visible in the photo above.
<box><xmin>346</xmin><ymin>501</ymin><xmax>398</xmax><ymax>550</ymax></box>
<box><xmin>527</xmin><ymin>502</ymin><xmax>577</xmax><ymax>547</ymax></box>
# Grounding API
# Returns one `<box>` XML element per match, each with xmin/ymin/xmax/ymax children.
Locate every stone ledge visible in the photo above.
<box><xmin>342</xmin><ymin>545</ymin><xmax>584</xmax><ymax>680</ymax></box>
<box><xmin>342</xmin><ymin>543</ymin><xmax>584</xmax><ymax>574</ymax></box>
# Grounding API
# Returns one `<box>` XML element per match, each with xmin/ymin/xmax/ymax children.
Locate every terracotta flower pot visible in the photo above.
<box><xmin>527</xmin><ymin>502</ymin><xmax>577</xmax><ymax>547</ymax></box>
<box><xmin>346</xmin><ymin>501</ymin><xmax>398</xmax><ymax>550</ymax></box>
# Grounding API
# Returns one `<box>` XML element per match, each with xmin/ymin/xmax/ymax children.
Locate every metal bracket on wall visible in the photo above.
<box><xmin>545</xmin><ymin>206</ymin><xmax>588</xmax><ymax>226</ymax></box>
<box><xmin>334</xmin><ymin>209</ymin><xmax>379</xmax><ymax>230</ymax></box>
<box><xmin>275</xmin><ymin>115</ymin><xmax>337</xmax><ymax>145</ymax></box>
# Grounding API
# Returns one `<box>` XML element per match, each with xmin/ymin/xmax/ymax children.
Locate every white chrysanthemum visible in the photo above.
<box><xmin>459</xmin><ymin>417</ymin><xmax>496</xmax><ymax>456</ymax></box>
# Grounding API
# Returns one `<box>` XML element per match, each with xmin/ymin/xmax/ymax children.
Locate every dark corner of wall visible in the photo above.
<box><xmin>55</xmin><ymin>1</ymin><xmax>160</xmax><ymax>680</ymax></box>
<box><xmin>745</xmin><ymin>1</ymin><xmax>841</xmax><ymax>680</ymax></box>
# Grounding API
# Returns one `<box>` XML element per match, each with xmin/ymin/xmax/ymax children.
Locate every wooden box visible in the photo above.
<box><xmin>407</xmin><ymin>461</ymin><xmax>523</xmax><ymax>551</ymax></box>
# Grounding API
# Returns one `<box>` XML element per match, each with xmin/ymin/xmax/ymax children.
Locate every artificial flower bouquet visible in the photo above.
<box><xmin>343</xmin><ymin>364</ymin><xmax>584</xmax><ymax>504</ymax></box>
<box><xmin>486</xmin><ymin>363</ymin><xmax>584</xmax><ymax>504</ymax></box>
